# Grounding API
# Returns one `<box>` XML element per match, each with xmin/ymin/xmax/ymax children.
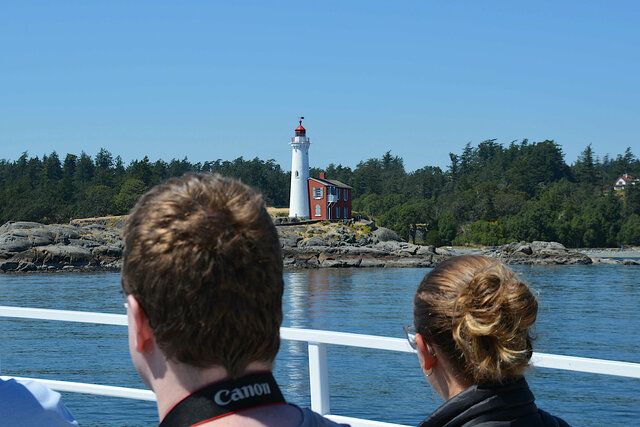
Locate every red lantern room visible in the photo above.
<box><xmin>295</xmin><ymin>118</ymin><xmax>306</xmax><ymax>137</ymax></box>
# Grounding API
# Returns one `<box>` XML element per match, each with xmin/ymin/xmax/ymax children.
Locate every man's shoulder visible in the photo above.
<box><xmin>0</xmin><ymin>378</ymin><xmax>78</xmax><ymax>426</ymax></box>
<box><xmin>296</xmin><ymin>406</ymin><xmax>351</xmax><ymax>427</ymax></box>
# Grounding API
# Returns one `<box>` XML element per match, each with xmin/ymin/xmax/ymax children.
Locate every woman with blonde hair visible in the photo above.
<box><xmin>407</xmin><ymin>255</ymin><xmax>570</xmax><ymax>426</ymax></box>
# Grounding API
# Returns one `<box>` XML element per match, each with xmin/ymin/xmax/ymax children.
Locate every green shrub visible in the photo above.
<box><xmin>353</xmin><ymin>224</ymin><xmax>372</xmax><ymax>234</ymax></box>
<box><xmin>454</xmin><ymin>220</ymin><xmax>505</xmax><ymax>246</ymax></box>
<box><xmin>617</xmin><ymin>214</ymin><xmax>640</xmax><ymax>245</ymax></box>
<box><xmin>425</xmin><ymin>229</ymin><xmax>442</xmax><ymax>246</ymax></box>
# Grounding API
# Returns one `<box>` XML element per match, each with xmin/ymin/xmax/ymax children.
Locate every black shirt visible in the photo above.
<box><xmin>418</xmin><ymin>377</ymin><xmax>571</xmax><ymax>427</ymax></box>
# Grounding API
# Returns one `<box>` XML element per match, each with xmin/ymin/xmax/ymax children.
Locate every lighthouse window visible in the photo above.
<box><xmin>313</xmin><ymin>187</ymin><xmax>324</xmax><ymax>199</ymax></box>
<box><xmin>315</xmin><ymin>204</ymin><xmax>321</xmax><ymax>217</ymax></box>
<box><xmin>295</xmin><ymin>171</ymin><xmax>299</xmax><ymax>178</ymax></box>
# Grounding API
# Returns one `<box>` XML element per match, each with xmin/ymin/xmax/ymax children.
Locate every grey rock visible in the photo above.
<box><xmin>32</xmin><ymin>245</ymin><xmax>93</xmax><ymax>265</ymax></box>
<box><xmin>91</xmin><ymin>245</ymin><xmax>123</xmax><ymax>261</ymax></box>
<box><xmin>531</xmin><ymin>241</ymin><xmax>567</xmax><ymax>253</ymax></box>
<box><xmin>0</xmin><ymin>237</ymin><xmax>33</xmax><ymax>254</ymax></box>
<box><xmin>0</xmin><ymin>219</ymin><xmax>121</xmax><ymax>271</ymax></box>
<box><xmin>48</xmin><ymin>225</ymin><xmax>81</xmax><ymax>241</ymax></box>
<box><xmin>341</xmin><ymin>233</ymin><xmax>356</xmax><ymax>244</ymax></box>
<box><xmin>436</xmin><ymin>247</ymin><xmax>455</xmax><ymax>256</ymax></box>
<box><xmin>10</xmin><ymin>250</ymin><xmax>37</xmax><ymax>263</ymax></box>
<box><xmin>273</xmin><ymin>217</ymin><xmax>303</xmax><ymax>225</ymax></box>
<box><xmin>68</xmin><ymin>238</ymin><xmax>100</xmax><ymax>248</ymax></box>
<box><xmin>0</xmin><ymin>227</ymin><xmax>56</xmax><ymax>250</ymax></box>
<box><xmin>0</xmin><ymin>222</ymin><xmax>44</xmax><ymax>232</ymax></box>
<box><xmin>515</xmin><ymin>244</ymin><xmax>533</xmax><ymax>255</ymax></box>
<box><xmin>299</xmin><ymin>236</ymin><xmax>332</xmax><ymax>247</ymax></box>
<box><xmin>27</xmin><ymin>229</ymin><xmax>57</xmax><ymax>246</ymax></box>
<box><xmin>17</xmin><ymin>262</ymin><xmax>37</xmax><ymax>272</ymax></box>
<box><xmin>415</xmin><ymin>245</ymin><xmax>436</xmax><ymax>255</ymax></box>
<box><xmin>80</xmin><ymin>234</ymin><xmax>108</xmax><ymax>245</ymax></box>
<box><xmin>82</xmin><ymin>223</ymin><xmax>106</xmax><ymax>231</ymax></box>
<box><xmin>321</xmin><ymin>258</ymin><xmax>362</xmax><ymax>268</ymax></box>
<box><xmin>569</xmin><ymin>256</ymin><xmax>593</xmax><ymax>265</ymax></box>
<box><xmin>510</xmin><ymin>251</ymin><xmax>531</xmax><ymax>258</ymax></box>
<box><xmin>539</xmin><ymin>249</ymin><xmax>568</xmax><ymax>257</ymax></box>
<box><xmin>356</xmin><ymin>236</ymin><xmax>371</xmax><ymax>246</ymax></box>
<box><xmin>283</xmin><ymin>256</ymin><xmax>297</xmax><ymax>266</ymax></box>
<box><xmin>293</xmin><ymin>256</ymin><xmax>320</xmax><ymax>268</ymax></box>
<box><xmin>0</xmin><ymin>261</ymin><xmax>19</xmax><ymax>271</ymax></box>
<box><xmin>369</xmin><ymin>234</ymin><xmax>380</xmax><ymax>244</ymax></box>
<box><xmin>372</xmin><ymin>227</ymin><xmax>403</xmax><ymax>242</ymax></box>
<box><xmin>280</xmin><ymin>236</ymin><xmax>302</xmax><ymax>248</ymax></box>
<box><xmin>374</xmin><ymin>241</ymin><xmax>404</xmax><ymax>253</ymax></box>
<box><xmin>589</xmin><ymin>257</ymin><xmax>619</xmax><ymax>265</ymax></box>
<box><xmin>385</xmin><ymin>258</ymin><xmax>434</xmax><ymax>268</ymax></box>
<box><xmin>359</xmin><ymin>259</ymin><xmax>387</xmax><ymax>268</ymax></box>
<box><xmin>335</xmin><ymin>246</ymin><xmax>386</xmax><ymax>257</ymax></box>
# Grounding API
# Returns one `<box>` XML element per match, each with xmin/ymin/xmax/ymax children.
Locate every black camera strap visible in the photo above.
<box><xmin>159</xmin><ymin>372</ymin><xmax>286</xmax><ymax>427</ymax></box>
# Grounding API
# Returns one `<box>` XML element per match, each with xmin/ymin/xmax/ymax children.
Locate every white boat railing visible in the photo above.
<box><xmin>1</xmin><ymin>306</ymin><xmax>640</xmax><ymax>427</ymax></box>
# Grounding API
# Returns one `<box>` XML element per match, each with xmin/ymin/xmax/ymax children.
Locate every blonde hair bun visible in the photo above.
<box><xmin>414</xmin><ymin>255</ymin><xmax>537</xmax><ymax>384</ymax></box>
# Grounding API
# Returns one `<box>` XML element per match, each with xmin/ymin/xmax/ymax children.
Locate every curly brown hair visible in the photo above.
<box><xmin>122</xmin><ymin>173</ymin><xmax>283</xmax><ymax>378</ymax></box>
<box><xmin>414</xmin><ymin>255</ymin><xmax>537</xmax><ymax>384</ymax></box>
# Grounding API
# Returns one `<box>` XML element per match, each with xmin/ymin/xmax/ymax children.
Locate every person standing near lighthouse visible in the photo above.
<box><xmin>289</xmin><ymin>117</ymin><xmax>311</xmax><ymax>219</ymax></box>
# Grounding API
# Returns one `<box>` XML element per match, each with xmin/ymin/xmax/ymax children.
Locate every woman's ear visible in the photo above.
<box><xmin>415</xmin><ymin>333</ymin><xmax>437</xmax><ymax>373</ymax></box>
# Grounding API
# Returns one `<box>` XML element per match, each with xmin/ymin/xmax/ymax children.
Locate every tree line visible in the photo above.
<box><xmin>1</xmin><ymin>140</ymin><xmax>639</xmax><ymax>247</ymax></box>
<box><xmin>0</xmin><ymin>150</ymin><xmax>288</xmax><ymax>224</ymax></box>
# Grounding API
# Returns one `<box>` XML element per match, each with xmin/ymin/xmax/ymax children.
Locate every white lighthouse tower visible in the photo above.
<box><xmin>289</xmin><ymin>117</ymin><xmax>311</xmax><ymax>218</ymax></box>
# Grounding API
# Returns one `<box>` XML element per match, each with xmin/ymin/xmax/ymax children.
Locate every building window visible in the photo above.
<box><xmin>315</xmin><ymin>204</ymin><xmax>321</xmax><ymax>217</ymax></box>
<box><xmin>344</xmin><ymin>190</ymin><xmax>348</xmax><ymax>201</ymax></box>
<box><xmin>344</xmin><ymin>207</ymin><xmax>348</xmax><ymax>218</ymax></box>
<box><xmin>336</xmin><ymin>206</ymin><xmax>340</xmax><ymax>218</ymax></box>
<box><xmin>337</xmin><ymin>188</ymin><xmax>341</xmax><ymax>199</ymax></box>
<box><xmin>313</xmin><ymin>187</ymin><xmax>324</xmax><ymax>199</ymax></box>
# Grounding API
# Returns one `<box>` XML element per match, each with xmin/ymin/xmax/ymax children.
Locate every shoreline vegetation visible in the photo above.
<box><xmin>1</xmin><ymin>141</ymin><xmax>639</xmax><ymax>250</ymax></box>
<box><xmin>0</xmin><ymin>217</ymin><xmax>638</xmax><ymax>273</ymax></box>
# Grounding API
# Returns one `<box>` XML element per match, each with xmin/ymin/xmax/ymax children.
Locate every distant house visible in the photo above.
<box><xmin>307</xmin><ymin>172</ymin><xmax>352</xmax><ymax>220</ymax></box>
<box><xmin>614</xmin><ymin>173</ymin><xmax>640</xmax><ymax>191</ymax></box>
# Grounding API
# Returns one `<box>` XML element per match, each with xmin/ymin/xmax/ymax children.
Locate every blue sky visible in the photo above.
<box><xmin>1</xmin><ymin>1</ymin><xmax>638</xmax><ymax>172</ymax></box>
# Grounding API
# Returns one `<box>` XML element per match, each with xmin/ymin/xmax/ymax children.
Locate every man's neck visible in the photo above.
<box><xmin>152</xmin><ymin>361</ymin><xmax>274</xmax><ymax>422</ymax></box>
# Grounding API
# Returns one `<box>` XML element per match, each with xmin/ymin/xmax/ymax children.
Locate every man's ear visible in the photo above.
<box><xmin>127</xmin><ymin>295</ymin><xmax>155</xmax><ymax>353</ymax></box>
<box><xmin>415</xmin><ymin>333</ymin><xmax>437</xmax><ymax>372</ymax></box>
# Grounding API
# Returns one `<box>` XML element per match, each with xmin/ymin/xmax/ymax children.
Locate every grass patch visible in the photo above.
<box><xmin>267</xmin><ymin>207</ymin><xmax>289</xmax><ymax>217</ymax></box>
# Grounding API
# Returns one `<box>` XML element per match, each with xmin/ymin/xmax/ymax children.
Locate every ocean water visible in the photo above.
<box><xmin>0</xmin><ymin>266</ymin><xmax>639</xmax><ymax>426</ymax></box>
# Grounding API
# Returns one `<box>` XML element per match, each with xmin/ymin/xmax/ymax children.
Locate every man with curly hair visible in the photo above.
<box><xmin>122</xmin><ymin>173</ymin><xmax>347</xmax><ymax>427</ymax></box>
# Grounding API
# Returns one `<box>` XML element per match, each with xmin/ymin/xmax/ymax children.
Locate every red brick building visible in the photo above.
<box><xmin>307</xmin><ymin>172</ymin><xmax>352</xmax><ymax>220</ymax></box>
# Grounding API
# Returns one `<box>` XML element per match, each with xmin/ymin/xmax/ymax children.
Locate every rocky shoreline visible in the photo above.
<box><xmin>479</xmin><ymin>241</ymin><xmax>640</xmax><ymax>265</ymax></box>
<box><xmin>0</xmin><ymin>219</ymin><xmax>638</xmax><ymax>273</ymax></box>
<box><xmin>0</xmin><ymin>219</ymin><xmax>124</xmax><ymax>273</ymax></box>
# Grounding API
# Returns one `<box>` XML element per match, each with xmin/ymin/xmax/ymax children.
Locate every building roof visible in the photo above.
<box><xmin>309</xmin><ymin>177</ymin><xmax>353</xmax><ymax>189</ymax></box>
